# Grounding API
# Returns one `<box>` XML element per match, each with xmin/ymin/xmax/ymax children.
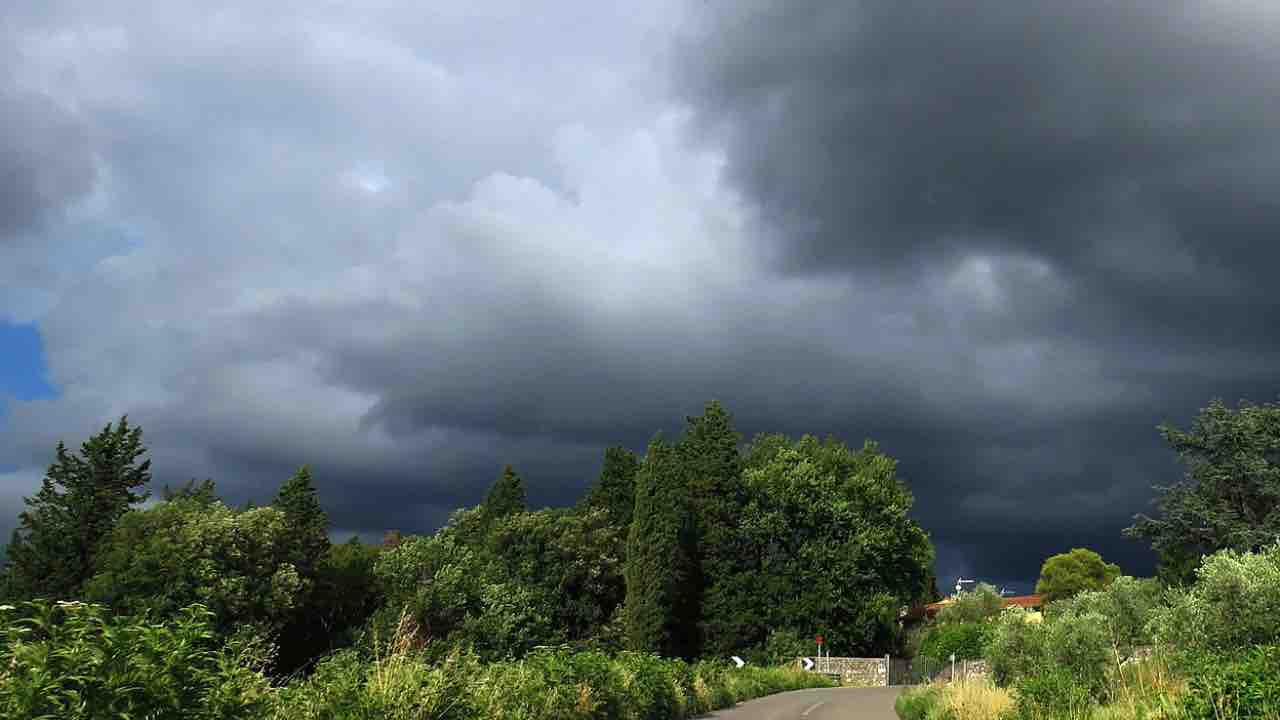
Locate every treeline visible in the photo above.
<box><xmin>0</xmin><ymin>401</ymin><xmax>936</xmax><ymax>677</ymax></box>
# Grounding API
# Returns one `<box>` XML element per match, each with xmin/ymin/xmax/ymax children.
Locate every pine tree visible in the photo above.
<box><xmin>583</xmin><ymin>446</ymin><xmax>640</xmax><ymax>527</ymax></box>
<box><xmin>624</xmin><ymin>435</ymin><xmax>699</xmax><ymax>658</ymax></box>
<box><xmin>4</xmin><ymin>416</ymin><xmax>151</xmax><ymax>600</ymax></box>
<box><xmin>678</xmin><ymin>400</ymin><xmax>746</xmax><ymax>657</ymax></box>
<box><xmin>273</xmin><ymin>466</ymin><xmax>331</xmax><ymax>579</ymax></box>
<box><xmin>483</xmin><ymin>465</ymin><xmax>528</xmax><ymax>519</ymax></box>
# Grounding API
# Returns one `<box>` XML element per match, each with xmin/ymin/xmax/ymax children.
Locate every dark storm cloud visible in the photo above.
<box><xmin>671</xmin><ymin>0</ymin><xmax>1280</xmax><ymax>583</ymax></box>
<box><xmin>5</xmin><ymin>0</ymin><xmax>1280</xmax><ymax>595</ymax></box>
<box><xmin>0</xmin><ymin>90</ymin><xmax>97</xmax><ymax>241</ymax></box>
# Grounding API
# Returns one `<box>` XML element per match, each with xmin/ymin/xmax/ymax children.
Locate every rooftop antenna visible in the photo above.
<box><xmin>955</xmin><ymin>577</ymin><xmax>975</xmax><ymax>596</ymax></box>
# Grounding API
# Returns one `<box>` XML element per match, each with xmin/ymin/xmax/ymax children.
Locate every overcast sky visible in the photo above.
<box><xmin>3</xmin><ymin>0</ymin><xmax>1279</xmax><ymax>593</ymax></box>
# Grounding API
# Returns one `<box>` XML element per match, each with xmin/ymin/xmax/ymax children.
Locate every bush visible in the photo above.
<box><xmin>1148</xmin><ymin>543</ymin><xmax>1280</xmax><ymax>653</ymax></box>
<box><xmin>1041</xmin><ymin>605</ymin><xmax>1111</xmax><ymax>698</ymax></box>
<box><xmin>270</xmin><ymin>631</ymin><xmax>834</xmax><ymax>720</ymax></box>
<box><xmin>935</xmin><ymin>584</ymin><xmax>1005</xmax><ymax>625</ymax></box>
<box><xmin>895</xmin><ymin>685</ymin><xmax>941</xmax><ymax>720</ymax></box>
<box><xmin>756</xmin><ymin>627</ymin><xmax>811</xmax><ymax>666</ymax></box>
<box><xmin>1052</xmin><ymin>576</ymin><xmax>1163</xmax><ymax>659</ymax></box>
<box><xmin>985</xmin><ymin>608</ymin><xmax>1049</xmax><ymax>687</ymax></box>
<box><xmin>1175</xmin><ymin>645</ymin><xmax>1280</xmax><ymax>720</ymax></box>
<box><xmin>1012</xmin><ymin>668</ymin><xmax>1094</xmax><ymax>720</ymax></box>
<box><xmin>0</xmin><ymin>600</ymin><xmax>270</xmax><ymax>719</ymax></box>
<box><xmin>918</xmin><ymin>622</ymin><xmax>992</xmax><ymax>663</ymax></box>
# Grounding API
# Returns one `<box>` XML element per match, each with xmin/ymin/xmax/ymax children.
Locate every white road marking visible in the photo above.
<box><xmin>801</xmin><ymin>701</ymin><xmax>825</xmax><ymax>717</ymax></box>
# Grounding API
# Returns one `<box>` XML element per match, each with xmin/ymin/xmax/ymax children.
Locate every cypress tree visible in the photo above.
<box><xmin>678</xmin><ymin>400</ymin><xmax>747</xmax><ymax>657</ymax></box>
<box><xmin>624</xmin><ymin>435</ymin><xmax>699</xmax><ymax>658</ymax></box>
<box><xmin>583</xmin><ymin>446</ymin><xmax>640</xmax><ymax>527</ymax></box>
<box><xmin>484</xmin><ymin>465</ymin><xmax>528</xmax><ymax>519</ymax></box>
<box><xmin>273</xmin><ymin>466</ymin><xmax>331</xmax><ymax>578</ymax></box>
<box><xmin>4</xmin><ymin>416</ymin><xmax>151</xmax><ymax>600</ymax></box>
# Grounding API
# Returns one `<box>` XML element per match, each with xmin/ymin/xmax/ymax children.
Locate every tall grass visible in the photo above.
<box><xmin>271</xmin><ymin>610</ymin><xmax>835</xmax><ymax>719</ymax></box>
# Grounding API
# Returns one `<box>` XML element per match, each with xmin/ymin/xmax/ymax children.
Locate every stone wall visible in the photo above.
<box><xmin>959</xmin><ymin>659</ymin><xmax>989</xmax><ymax>682</ymax></box>
<box><xmin>796</xmin><ymin>657</ymin><xmax>889</xmax><ymax>687</ymax></box>
<box><xmin>841</xmin><ymin>657</ymin><xmax>889</xmax><ymax>687</ymax></box>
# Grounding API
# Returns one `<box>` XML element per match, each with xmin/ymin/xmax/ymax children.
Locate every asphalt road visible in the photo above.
<box><xmin>703</xmin><ymin>686</ymin><xmax>902</xmax><ymax>720</ymax></box>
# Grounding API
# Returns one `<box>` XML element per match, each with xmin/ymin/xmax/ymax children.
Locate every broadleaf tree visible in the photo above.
<box><xmin>735</xmin><ymin>434</ymin><xmax>934</xmax><ymax>656</ymax></box>
<box><xmin>1034</xmin><ymin>548</ymin><xmax>1121</xmax><ymax>604</ymax></box>
<box><xmin>1125</xmin><ymin>398</ymin><xmax>1280</xmax><ymax>585</ymax></box>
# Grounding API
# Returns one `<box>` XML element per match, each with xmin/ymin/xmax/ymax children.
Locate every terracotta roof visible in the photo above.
<box><xmin>900</xmin><ymin>593</ymin><xmax>1045</xmax><ymax>621</ymax></box>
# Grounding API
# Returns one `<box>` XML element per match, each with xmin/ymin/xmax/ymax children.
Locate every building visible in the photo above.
<box><xmin>898</xmin><ymin>593</ymin><xmax>1045</xmax><ymax>630</ymax></box>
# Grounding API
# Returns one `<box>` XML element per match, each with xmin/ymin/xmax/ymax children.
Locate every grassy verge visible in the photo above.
<box><xmin>894</xmin><ymin>651</ymin><xmax>1280</xmax><ymax>720</ymax></box>
<box><xmin>272</xmin><ymin>644</ymin><xmax>835</xmax><ymax>719</ymax></box>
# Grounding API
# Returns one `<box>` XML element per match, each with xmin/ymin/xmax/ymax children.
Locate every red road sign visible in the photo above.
<box><xmin>816</xmin><ymin>635</ymin><xmax>824</xmax><ymax>645</ymax></box>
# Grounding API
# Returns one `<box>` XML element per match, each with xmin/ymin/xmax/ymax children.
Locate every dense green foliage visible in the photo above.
<box><xmin>1035</xmin><ymin>548</ymin><xmax>1122</xmax><ymax>604</ymax></box>
<box><xmin>935</xmin><ymin>583</ymin><xmax>1005</xmax><ymax>625</ymax></box>
<box><xmin>1175</xmin><ymin>645</ymin><xmax>1280</xmax><ymax>720</ymax></box>
<box><xmin>3</xmin><ymin>416</ymin><xmax>151</xmax><ymax>601</ymax></box>
<box><xmin>677</xmin><ymin>402</ymin><xmax>750</xmax><ymax>658</ymax></box>
<box><xmin>895</xmin><ymin>684</ymin><xmax>942</xmax><ymax>720</ymax></box>
<box><xmin>918</xmin><ymin>622</ymin><xmax>992</xmax><ymax>663</ymax></box>
<box><xmin>1147</xmin><ymin>542</ymin><xmax>1280</xmax><ymax>653</ymax></box>
<box><xmin>483</xmin><ymin>465</ymin><xmax>528</xmax><ymax>521</ymax></box>
<box><xmin>735</xmin><ymin>434</ymin><xmax>934</xmax><ymax>655</ymax></box>
<box><xmin>583</xmin><ymin>445</ymin><xmax>640</xmax><ymax>528</ymax></box>
<box><xmin>1126</xmin><ymin>399</ymin><xmax>1280</xmax><ymax>586</ymax></box>
<box><xmin>273</xmin><ymin>466</ymin><xmax>331</xmax><ymax>581</ymax></box>
<box><xmin>83</xmin><ymin>493</ymin><xmax>310</xmax><ymax>641</ymax></box>
<box><xmin>979</xmin><ymin>544</ymin><xmax>1280</xmax><ymax>719</ymax></box>
<box><xmin>0</xmin><ymin>600</ymin><xmax>270</xmax><ymax>719</ymax></box>
<box><xmin>0</xmin><ymin>401</ymin><xmax>939</xmax><ymax>714</ymax></box>
<box><xmin>624</xmin><ymin>435</ymin><xmax>699</xmax><ymax>658</ymax></box>
<box><xmin>272</xmin><ymin>643</ymin><xmax>834</xmax><ymax>720</ymax></box>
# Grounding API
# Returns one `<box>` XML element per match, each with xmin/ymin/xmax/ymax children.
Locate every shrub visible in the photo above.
<box><xmin>757</xmin><ymin>627</ymin><xmax>811</xmax><ymax>666</ymax></box>
<box><xmin>1042</xmin><ymin>605</ymin><xmax>1112</xmax><ymax>698</ymax></box>
<box><xmin>985</xmin><ymin>608</ymin><xmax>1049</xmax><ymax>687</ymax></box>
<box><xmin>935</xmin><ymin>584</ymin><xmax>1005</xmax><ymax>625</ymax></box>
<box><xmin>895</xmin><ymin>684</ymin><xmax>941</xmax><ymax>720</ymax></box>
<box><xmin>935</xmin><ymin>679</ymin><xmax>1015</xmax><ymax>720</ymax></box>
<box><xmin>1012</xmin><ymin>668</ymin><xmax>1094</xmax><ymax>720</ymax></box>
<box><xmin>918</xmin><ymin>622</ymin><xmax>992</xmax><ymax>663</ymax></box>
<box><xmin>1052</xmin><ymin>576</ymin><xmax>1163</xmax><ymax>659</ymax></box>
<box><xmin>270</xmin><ymin>632</ymin><xmax>833</xmax><ymax>720</ymax></box>
<box><xmin>1148</xmin><ymin>543</ymin><xmax>1280</xmax><ymax>653</ymax></box>
<box><xmin>0</xmin><ymin>600</ymin><xmax>270</xmax><ymax>720</ymax></box>
<box><xmin>1175</xmin><ymin>645</ymin><xmax>1280</xmax><ymax>720</ymax></box>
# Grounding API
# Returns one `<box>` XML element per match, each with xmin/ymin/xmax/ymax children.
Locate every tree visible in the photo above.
<box><xmin>582</xmin><ymin>446</ymin><xmax>640</xmax><ymax>528</ymax></box>
<box><xmin>734</xmin><ymin>434</ymin><xmax>934</xmax><ymax>656</ymax></box>
<box><xmin>83</xmin><ymin>493</ymin><xmax>310</xmax><ymax>646</ymax></box>
<box><xmin>1125</xmin><ymin>399</ymin><xmax>1280</xmax><ymax>585</ymax></box>
<box><xmin>677</xmin><ymin>401</ymin><xmax>748</xmax><ymax>657</ymax></box>
<box><xmin>273</xmin><ymin>466</ymin><xmax>330</xmax><ymax>579</ymax></box>
<box><xmin>4</xmin><ymin>416</ymin><xmax>151</xmax><ymax>600</ymax></box>
<box><xmin>486</xmin><ymin>507</ymin><xmax>626</xmax><ymax>644</ymax></box>
<box><xmin>624</xmin><ymin>435</ymin><xmax>698</xmax><ymax>658</ymax></box>
<box><xmin>935</xmin><ymin>583</ymin><xmax>1005</xmax><ymax>624</ymax></box>
<box><xmin>1034</xmin><ymin>548</ymin><xmax>1121</xmax><ymax>603</ymax></box>
<box><xmin>275</xmin><ymin>536</ymin><xmax>383</xmax><ymax>674</ymax></box>
<box><xmin>483</xmin><ymin>465</ymin><xmax>528</xmax><ymax>520</ymax></box>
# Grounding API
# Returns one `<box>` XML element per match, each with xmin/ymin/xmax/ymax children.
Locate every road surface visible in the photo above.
<box><xmin>703</xmin><ymin>686</ymin><xmax>902</xmax><ymax>720</ymax></box>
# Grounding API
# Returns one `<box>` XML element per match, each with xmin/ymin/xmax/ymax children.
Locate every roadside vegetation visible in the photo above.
<box><xmin>0</xmin><ymin>402</ymin><xmax>901</xmax><ymax>717</ymax></box>
<box><xmin>896</xmin><ymin>399</ymin><xmax>1280</xmax><ymax>720</ymax></box>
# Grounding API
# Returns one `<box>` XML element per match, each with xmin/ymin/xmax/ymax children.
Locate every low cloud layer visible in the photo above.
<box><xmin>2</xmin><ymin>0</ymin><xmax>1279</xmax><ymax>590</ymax></box>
